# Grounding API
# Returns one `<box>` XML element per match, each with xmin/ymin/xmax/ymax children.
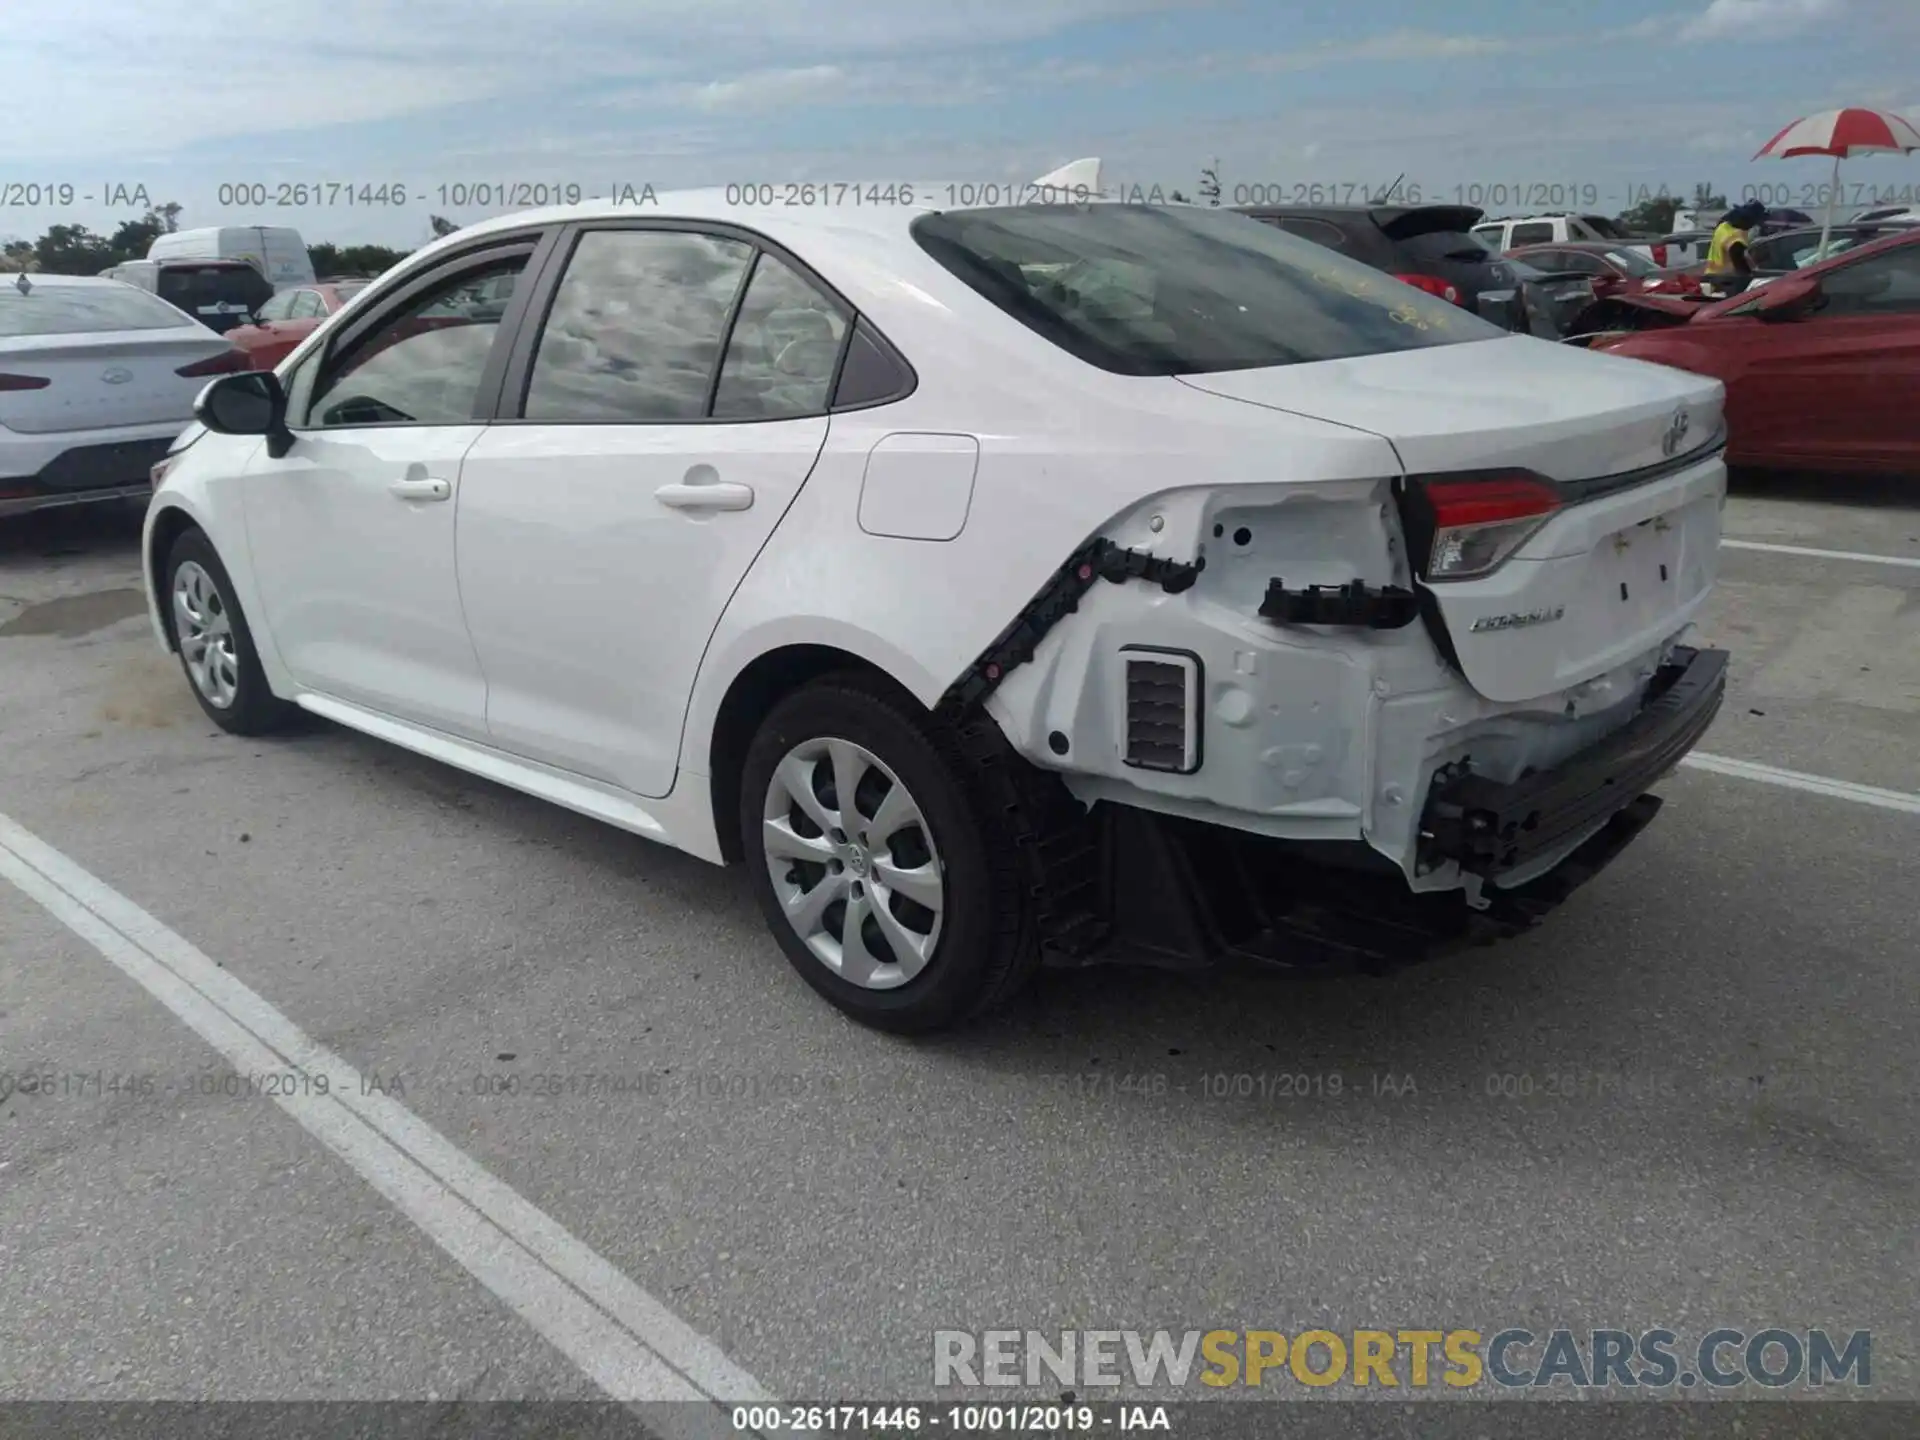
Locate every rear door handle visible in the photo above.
<box><xmin>389</xmin><ymin>477</ymin><xmax>451</xmax><ymax>502</ymax></box>
<box><xmin>655</xmin><ymin>481</ymin><xmax>755</xmax><ymax>512</ymax></box>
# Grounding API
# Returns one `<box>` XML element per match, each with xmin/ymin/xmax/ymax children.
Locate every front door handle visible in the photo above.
<box><xmin>389</xmin><ymin>477</ymin><xmax>451</xmax><ymax>502</ymax></box>
<box><xmin>655</xmin><ymin>481</ymin><xmax>755</xmax><ymax>512</ymax></box>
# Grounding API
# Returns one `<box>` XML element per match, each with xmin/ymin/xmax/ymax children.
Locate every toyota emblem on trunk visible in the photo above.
<box><xmin>1661</xmin><ymin>407</ymin><xmax>1691</xmax><ymax>457</ymax></box>
<box><xmin>100</xmin><ymin>366</ymin><xmax>134</xmax><ymax>385</ymax></box>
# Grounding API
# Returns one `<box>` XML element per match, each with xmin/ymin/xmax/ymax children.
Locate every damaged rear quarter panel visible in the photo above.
<box><xmin>680</xmin><ymin>363</ymin><xmax>1402</xmax><ymax>776</ymax></box>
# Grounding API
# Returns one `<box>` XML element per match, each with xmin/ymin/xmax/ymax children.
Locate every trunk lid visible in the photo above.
<box><xmin>1178</xmin><ymin>337</ymin><xmax>1727</xmax><ymax>702</ymax></box>
<box><xmin>0</xmin><ymin>328</ymin><xmax>233</xmax><ymax>433</ymax></box>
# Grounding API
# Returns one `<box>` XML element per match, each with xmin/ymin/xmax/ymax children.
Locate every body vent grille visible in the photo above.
<box><xmin>1121</xmin><ymin>648</ymin><xmax>1201</xmax><ymax>773</ymax></box>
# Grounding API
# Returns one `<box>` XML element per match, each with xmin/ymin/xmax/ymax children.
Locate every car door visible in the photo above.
<box><xmin>455</xmin><ymin>222</ymin><xmax>849</xmax><ymax>797</ymax></box>
<box><xmin>241</xmin><ymin>234</ymin><xmax>547</xmax><ymax>738</ymax></box>
<box><xmin>1749</xmin><ymin>243</ymin><xmax>1920</xmax><ymax>469</ymax></box>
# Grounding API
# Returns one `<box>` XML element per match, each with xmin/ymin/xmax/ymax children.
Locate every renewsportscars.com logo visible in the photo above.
<box><xmin>933</xmin><ymin>1328</ymin><xmax>1871</xmax><ymax>1392</ymax></box>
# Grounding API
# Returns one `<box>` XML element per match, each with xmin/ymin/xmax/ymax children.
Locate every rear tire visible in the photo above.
<box><xmin>739</xmin><ymin>674</ymin><xmax>1035</xmax><ymax>1033</ymax></box>
<box><xmin>164</xmin><ymin>527</ymin><xmax>296</xmax><ymax>736</ymax></box>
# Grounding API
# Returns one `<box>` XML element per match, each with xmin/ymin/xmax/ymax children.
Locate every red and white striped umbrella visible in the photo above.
<box><xmin>1753</xmin><ymin>107</ymin><xmax>1920</xmax><ymax>256</ymax></box>
<box><xmin>1755</xmin><ymin>107</ymin><xmax>1920</xmax><ymax>159</ymax></box>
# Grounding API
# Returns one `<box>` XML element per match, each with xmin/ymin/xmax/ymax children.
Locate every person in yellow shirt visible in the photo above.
<box><xmin>1702</xmin><ymin>201</ymin><xmax>1768</xmax><ymax>296</ymax></box>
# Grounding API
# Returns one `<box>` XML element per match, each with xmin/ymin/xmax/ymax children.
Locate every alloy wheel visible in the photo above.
<box><xmin>172</xmin><ymin>560</ymin><xmax>240</xmax><ymax>709</ymax></box>
<box><xmin>760</xmin><ymin>736</ymin><xmax>946</xmax><ymax>990</ymax></box>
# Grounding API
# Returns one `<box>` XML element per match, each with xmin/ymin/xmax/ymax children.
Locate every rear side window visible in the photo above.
<box><xmin>1389</xmin><ymin>228</ymin><xmax>1497</xmax><ymax>266</ymax></box>
<box><xmin>1472</xmin><ymin>225</ymin><xmax>1504</xmax><ymax>248</ymax></box>
<box><xmin>711</xmin><ymin>254</ymin><xmax>849</xmax><ymax>420</ymax></box>
<box><xmin>0</xmin><ymin>283</ymin><xmax>189</xmax><ymax>337</ymax></box>
<box><xmin>524</xmin><ymin>229</ymin><xmax>754</xmax><ymax>422</ymax></box>
<box><xmin>1508</xmin><ymin>222</ymin><xmax>1555</xmax><ymax>246</ymax></box>
<box><xmin>911</xmin><ymin>205</ymin><xmax>1502</xmax><ymax>377</ymax></box>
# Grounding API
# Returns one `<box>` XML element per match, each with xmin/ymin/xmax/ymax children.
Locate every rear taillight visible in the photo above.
<box><xmin>1415</xmin><ymin>471</ymin><xmax>1563</xmax><ymax>581</ymax></box>
<box><xmin>0</xmin><ymin>373</ymin><xmax>51</xmax><ymax>391</ymax></box>
<box><xmin>1393</xmin><ymin>272</ymin><xmax>1463</xmax><ymax>306</ymax></box>
<box><xmin>1651</xmin><ymin>244</ymin><xmax>1669</xmax><ymax>267</ymax></box>
<box><xmin>176</xmin><ymin>350</ymin><xmax>249</xmax><ymax>377</ymax></box>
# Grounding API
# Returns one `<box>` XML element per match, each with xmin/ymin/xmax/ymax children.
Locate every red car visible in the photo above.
<box><xmin>226</xmin><ymin>279</ymin><xmax>370</xmax><ymax>369</ymax></box>
<box><xmin>1592</xmin><ymin>228</ymin><xmax>1920</xmax><ymax>474</ymax></box>
<box><xmin>1508</xmin><ymin>241</ymin><xmax>1701</xmax><ymax>298</ymax></box>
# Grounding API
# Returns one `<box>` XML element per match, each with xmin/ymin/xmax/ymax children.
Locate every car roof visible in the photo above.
<box><xmin>1511</xmin><ymin>240</ymin><xmax>1635</xmax><ymax>252</ymax></box>
<box><xmin>443</xmin><ymin>189</ymin><xmax>934</xmax><ymax>247</ymax></box>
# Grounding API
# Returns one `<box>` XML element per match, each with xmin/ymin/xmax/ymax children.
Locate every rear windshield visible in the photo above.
<box><xmin>155</xmin><ymin>265</ymin><xmax>272</xmax><ymax>330</ymax></box>
<box><xmin>1389</xmin><ymin>228</ymin><xmax>1497</xmax><ymax>266</ymax></box>
<box><xmin>0</xmin><ymin>283</ymin><xmax>189</xmax><ymax>337</ymax></box>
<box><xmin>911</xmin><ymin>205</ymin><xmax>1504</xmax><ymax>375</ymax></box>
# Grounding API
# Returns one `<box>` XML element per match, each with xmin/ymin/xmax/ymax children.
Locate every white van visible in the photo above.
<box><xmin>147</xmin><ymin>227</ymin><xmax>315</xmax><ymax>289</ymax></box>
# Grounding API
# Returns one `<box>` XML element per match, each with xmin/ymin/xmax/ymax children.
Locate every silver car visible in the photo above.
<box><xmin>0</xmin><ymin>273</ymin><xmax>241</xmax><ymax>518</ymax></box>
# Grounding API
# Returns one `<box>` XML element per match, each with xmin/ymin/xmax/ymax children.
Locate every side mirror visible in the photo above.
<box><xmin>194</xmin><ymin>371</ymin><xmax>294</xmax><ymax>455</ymax></box>
<box><xmin>1755</xmin><ymin>276</ymin><xmax>1822</xmax><ymax>321</ymax></box>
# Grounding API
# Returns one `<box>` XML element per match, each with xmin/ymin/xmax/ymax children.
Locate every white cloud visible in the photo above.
<box><xmin>1679</xmin><ymin>0</ymin><xmax>1845</xmax><ymax>42</ymax></box>
<box><xmin>3</xmin><ymin>0</ymin><xmax>1199</xmax><ymax>159</ymax></box>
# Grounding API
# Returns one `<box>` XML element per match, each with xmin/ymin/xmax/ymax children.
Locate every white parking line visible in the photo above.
<box><xmin>0</xmin><ymin>810</ymin><xmax>776</xmax><ymax>1438</ymax></box>
<box><xmin>1680</xmin><ymin>753</ymin><xmax>1920</xmax><ymax>814</ymax></box>
<box><xmin>1721</xmin><ymin>539</ymin><xmax>1920</xmax><ymax>569</ymax></box>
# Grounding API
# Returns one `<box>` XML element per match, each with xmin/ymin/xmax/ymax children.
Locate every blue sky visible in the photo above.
<box><xmin>5</xmin><ymin>0</ymin><xmax>1919</xmax><ymax>249</ymax></box>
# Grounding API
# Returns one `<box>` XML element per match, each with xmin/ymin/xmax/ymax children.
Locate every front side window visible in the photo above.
<box><xmin>711</xmin><ymin>254</ymin><xmax>849</xmax><ymax>420</ymax></box>
<box><xmin>524</xmin><ymin>229</ymin><xmax>754</xmax><ymax>422</ymax></box>
<box><xmin>912</xmin><ymin>204</ymin><xmax>1501</xmax><ymax>377</ymax></box>
<box><xmin>252</xmin><ymin>292</ymin><xmax>299</xmax><ymax>322</ymax></box>
<box><xmin>289</xmin><ymin>290</ymin><xmax>325</xmax><ymax>319</ymax></box>
<box><xmin>305</xmin><ymin>254</ymin><xmax>527</xmax><ymax>428</ymax></box>
<box><xmin>1508</xmin><ymin>222</ymin><xmax>1555</xmax><ymax>246</ymax></box>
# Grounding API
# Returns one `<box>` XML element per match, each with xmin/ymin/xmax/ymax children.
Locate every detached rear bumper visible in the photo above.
<box><xmin>1418</xmin><ymin>645</ymin><xmax>1728</xmax><ymax>880</ymax></box>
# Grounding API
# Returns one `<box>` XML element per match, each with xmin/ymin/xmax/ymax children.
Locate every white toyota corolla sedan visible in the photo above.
<box><xmin>142</xmin><ymin>187</ymin><xmax>1731</xmax><ymax>1031</ymax></box>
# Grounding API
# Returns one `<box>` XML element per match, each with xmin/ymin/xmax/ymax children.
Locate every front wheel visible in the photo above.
<box><xmin>165</xmin><ymin>528</ymin><xmax>296</xmax><ymax>735</ymax></box>
<box><xmin>739</xmin><ymin>675</ymin><xmax>1035</xmax><ymax>1032</ymax></box>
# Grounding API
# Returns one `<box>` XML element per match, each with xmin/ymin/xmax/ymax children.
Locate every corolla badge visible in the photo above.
<box><xmin>1661</xmin><ymin>406</ymin><xmax>1691</xmax><ymax>457</ymax></box>
<box><xmin>1470</xmin><ymin>605</ymin><xmax>1566</xmax><ymax>633</ymax></box>
<box><xmin>100</xmin><ymin>366</ymin><xmax>134</xmax><ymax>384</ymax></box>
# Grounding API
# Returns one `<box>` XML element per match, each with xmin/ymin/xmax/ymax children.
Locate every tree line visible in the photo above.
<box><xmin>0</xmin><ymin>204</ymin><xmax>458</xmax><ymax>277</ymax></box>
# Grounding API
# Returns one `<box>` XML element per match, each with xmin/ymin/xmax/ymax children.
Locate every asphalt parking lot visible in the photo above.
<box><xmin>1</xmin><ymin>475</ymin><xmax>1916</xmax><ymax>1418</ymax></box>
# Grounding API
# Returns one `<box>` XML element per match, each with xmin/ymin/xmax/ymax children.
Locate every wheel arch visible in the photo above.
<box><xmin>703</xmin><ymin>641</ymin><xmax>934</xmax><ymax>863</ymax></box>
<box><xmin>146</xmin><ymin>502</ymin><xmax>204</xmax><ymax>651</ymax></box>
